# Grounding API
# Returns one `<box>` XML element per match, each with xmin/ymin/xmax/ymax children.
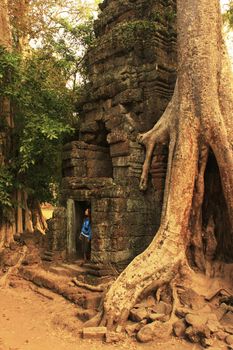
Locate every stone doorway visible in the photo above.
<box><xmin>75</xmin><ymin>201</ymin><xmax>91</xmax><ymax>260</ymax></box>
<box><xmin>67</xmin><ymin>199</ymin><xmax>91</xmax><ymax>260</ymax></box>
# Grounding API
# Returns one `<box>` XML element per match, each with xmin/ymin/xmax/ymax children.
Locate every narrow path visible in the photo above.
<box><xmin>0</xmin><ymin>278</ymin><xmax>199</xmax><ymax>350</ymax></box>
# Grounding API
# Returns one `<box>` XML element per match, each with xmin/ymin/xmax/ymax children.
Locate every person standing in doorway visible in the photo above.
<box><xmin>80</xmin><ymin>208</ymin><xmax>92</xmax><ymax>261</ymax></box>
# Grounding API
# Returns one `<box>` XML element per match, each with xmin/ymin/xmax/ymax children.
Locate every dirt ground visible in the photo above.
<box><xmin>0</xmin><ymin>280</ymin><xmax>201</xmax><ymax>350</ymax></box>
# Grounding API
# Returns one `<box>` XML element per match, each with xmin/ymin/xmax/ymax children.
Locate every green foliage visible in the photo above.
<box><xmin>0</xmin><ymin>47</ymin><xmax>20</xmax><ymax>99</ymax></box>
<box><xmin>9</xmin><ymin>0</ymin><xmax>101</xmax><ymax>84</ymax></box>
<box><xmin>223</xmin><ymin>1</ymin><xmax>233</xmax><ymax>28</ymax></box>
<box><xmin>15</xmin><ymin>50</ymin><xmax>76</xmax><ymax>203</ymax></box>
<box><xmin>119</xmin><ymin>20</ymin><xmax>161</xmax><ymax>33</ymax></box>
<box><xmin>43</xmin><ymin>17</ymin><xmax>97</xmax><ymax>85</ymax></box>
<box><xmin>0</xmin><ymin>47</ymin><xmax>75</xmax><ymax>204</ymax></box>
<box><xmin>0</xmin><ymin>0</ymin><xmax>101</xmax><ymax>209</ymax></box>
<box><xmin>164</xmin><ymin>8</ymin><xmax>176</xmax><ymax>25</ymax></box>
<box><xmin>0</xmin><ymin>166</ymin><xmax>14</xmax><ymax>208</ymax></box>
<box><xmin>113</xmin><ymin>20</ymin><xmax>162</xmax><ymax>45</ymax></box>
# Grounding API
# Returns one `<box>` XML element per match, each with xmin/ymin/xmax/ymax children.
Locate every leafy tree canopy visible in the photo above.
<box><xmin>223</xmin><ymin>0</ymin><xmax>233</xmax><ymax>27</ymax></box>
<box><xmin>0</xmin><ymin>0</ymin><xmax>100</xmax><ymax>209</ymax></box>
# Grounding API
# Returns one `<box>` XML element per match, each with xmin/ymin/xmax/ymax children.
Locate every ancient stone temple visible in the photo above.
<box><xmin>60</xmin><ymin>0</ymin><xmax>176</xmax><ymax>268</ymax></box>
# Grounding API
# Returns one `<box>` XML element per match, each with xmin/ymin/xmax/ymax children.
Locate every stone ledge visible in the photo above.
<box><xmin>62</xmin><ymin>177</ymin><xmax>114</xmax><ymax>190</ymax></box>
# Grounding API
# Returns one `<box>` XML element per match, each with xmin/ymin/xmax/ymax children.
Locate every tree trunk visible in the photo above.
<box><xmin>0</xmin><ymin>0</ymin><xmax>12</xmax><ymax>50</ymax></box>
<box><xmin>0</xmin><ymin>1</ymin><xmax>46</xmax><ymax>244</ymax></box>
<box><xmin>0</xmin><ymin>0</ymin><xmax>17</xmax><ymax>246</ymax></box>
<box><xmin>31</xmin><ymin>199</ymin><xmax>47</xmax><ymax>235</ymax></box>
<box><xmin>101</xmin><ymin>0</ymin><xmax>233</xmax><ymax>329</ymax></box>
<box><xmin>8</xmin><ymin>0</ymin><xmax>30</xmax><ymax>53</ymax></box>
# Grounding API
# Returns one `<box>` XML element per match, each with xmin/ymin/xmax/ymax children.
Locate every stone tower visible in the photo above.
<box><xmin>61</xmin><ymin>0</ymin><xmax>176</xmax><ymax>268</ymax></box>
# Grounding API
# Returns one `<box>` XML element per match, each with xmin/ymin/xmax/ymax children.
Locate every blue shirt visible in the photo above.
<box><xmin>81</xmin><ymin>217</ymin><xmax>92</xmax><ymax>240</ymax></box>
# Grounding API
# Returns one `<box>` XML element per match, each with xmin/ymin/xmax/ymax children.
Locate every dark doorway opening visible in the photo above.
<box><xmin>75</xmin><ymin>201</ymin><xmax>91</xmax><ymax>259</ymax></box>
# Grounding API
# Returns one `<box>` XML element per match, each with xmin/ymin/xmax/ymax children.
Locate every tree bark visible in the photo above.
<box><xmin>8</xmin><ymin>0</ymin><xmax>30</xmax><ymax>53</ymax></box>
<box><xmin>101</xmin><ymin>0</ymin><xmax>233</xmax><ymax>328</ymax></box>
<box><xmin>0</xmin><ymin>0</ymin><xmax>12</xmax><ymax>50</ymax></box>
<box><xmin>0</xmin><ymin>0</ymin><xmax>17</xmax><ymax>246</ymax></box>
<box><xmin>31</xmin><ymin>199</ymin><xmax>47</xmax><ymax>235</ymax></box>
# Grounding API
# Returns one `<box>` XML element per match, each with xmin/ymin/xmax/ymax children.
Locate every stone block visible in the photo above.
<box><xmin>88</xmin><ymin>150</ymin><xmax>108</xmax><ymax>161</ymax></box>
<box><xmin>125</xmin><ymin>320</ymin><xmax>147</xmax><ymax>337</ymax></box>
<box><xmin>110</xmin><ymin>141</ymin><xmax>129</xmax><ymax>157</ymax></box>
<box><xmin>149</xmin><ymin>313</ymin><xmax>167</xmax><ymax>322</ymax></box>
<box><xmin>107</xmin><ymin>249</ymin><xmax>132</xmax><ymax>263</ymax></box>
<box><xmin>84</xmin><ymin>109</ymin><xmax>103</xmax><ymax>123</ymax></box>
<box><xmin>92</xmin><ymin>222</ymin><xmax>109</xmax><ymax>238</ymax></box>
<box><xmin>93</xmin><ymin>199</ymin><xmax>111</xmax><ymax>212</ymax></box>
<box><xmin>91</xmin><ymin>251</ymin><xmax>109</xmax><ymax>264</ymax></box>
<box><xmin>63</xmin><ymin>158</ymin><xmax>87</xmax><ymax>169</ymax></box>
<box><xmin>91</xmin><ymin>211</ymin><xmax>109</xmax><ymax>224</ymax></box>
<box><xmin>173</xmin><ymin>319</ymin><xmax>187</xmax><ymax>338</ymax></box>
<box><xmin>224</xmin><ymin>325</ymin><xmax>233</xmax><ymax>334</ymax></box>
<box><xmin>80</xmin><ymin>121</ymin><xmax>99</xmax><ymax>133</ymax></box>
<box><xmin>81</xmin><ymin>133</ymin><xmax>97</xmax><ymax>144</ymax></box>
<box><xmin>63</xmin><ymin>177</ymin><xmax>113</xmax><ymax>191</ymax></box>
<box><xmin>216</xmin><ymin>331</ymin><xmax>227</xmax><ymax>340</ymax></box>
<box><xmin>105</xmin><ymin>115</ymin><xmax>123</xmax><ymax>130</ymax></box>
<box><xmin>113</xmin><ymin>88</ymin><xmax>143</xmax><ymax>105</ymax></box>
<box><xmin>112</xmin><ymin>156</ymin><xmax>130</xmax><ymax>167</ymax></box>
<box><xmin>73</xmin><ymin>164</ymin><xmax>87</xmax><ymax>178</ymax></box>
<box><xmin>150</xmin><ymin>301</ymin><xmax>172</xmax><ymax>316</ymax></box>
<box><xmin>62</xmin><ymin>151</ymin><xmax>77</xmax><ymax>161</ymax></box>
<box><xmin>127</xmin><ymin>199</ymin><xmax>146</xmax><ymax>212</ymax></box>
<box><xmin>113</xmin><ymin>167</ymin><xmax>129</xmax><ymax>183</ymax></box>
<box><xmin>105</xmin><ymin>331</ymin><xmax>124</xmax><ymax>343</ymax></box>
<box><xmin>82</xmin><ymin>327</ymin><xmax>107</xmax><ymax>340</ymax></box>
<box><xmin>129</xmin><ymin>152</ymin><xmax>145</xmax><ymax>164</ymax></box>
<box><xmin>107</xmin><ymin>130</ymin><xmax>128</xmax><ymax>144</ymax></box>
<box><xmin>185</xmin><ymin>326</ymin><xmax>201</xmax><ymax>343</ymax></box>
<box><xmin>92</xmin><ymin>237</ymin><xmax>111</xmax><ymax>252</ymax></box>
<box><xmin>129</xmin><ymin>307</ymin><xmax>149</xmax><ymax>322</ymax></box>
<box><xmin>226</xmin><ymin>335</ymin><xmax>233</xmax><ymax>345</ymax></box>
<box><xmin>221</xmin><ymin>311</ymin><xmax>233</xmax><ymax>326</ymax></box>
<box><xmin>111</xmin><ymin>235</ymin><xmax>129</xmax><ymax>251</ymax></box>
<box><xmin>137</xmin><ymin>321</ymin><xmax>170</xmax><ymax>343</ymax></box>
<box><xmin>185</xmin><ymin>313</ymin><xmax>208</xmax><ymax>328</ymax></box>
<box><xmin>109</xmin><ymin>198</ymin><xmax>127</xmax><ymax>212</ymax></box>
<box><xmin>87</xmin><ymin>159</ymin><xmax>113</xmax><ymax>177</ymax></box>
<box><xmin>126</xmin><ymin>213</ymin><xmax>148</xmax><ymax>226</ymax></box>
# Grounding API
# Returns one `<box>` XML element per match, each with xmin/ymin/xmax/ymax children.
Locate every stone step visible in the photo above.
<box><xmin>42</xmin><ymin>260</ymin><xmax>116</xmax><ymax>286</ymax></box>
<box><xmin>82</xmin><ymin>262</ymin><xmax>104</xmax><ymax>271</ymax></box>
<box><xmin>44</xmin><ymin>251</ymin><xmax>54</xmax><ymax>257</ymax></box>
<box><xmin>82</xmin><ymin>262</ymin><xmax>117</xmax><ymax>278</ymax></box>
<box><xmin>48</xmin><ymin>263</ymin><xmax>86</xmax><ymax>278</ymax></box>
<box><xmin>41</xmin><ymin>256</ymin><xmax>53</xmax><ymax>262</ymax></box>
<box><xmin>41</xmin><ymin>250</ymin><xmax>54</xmax><ymax>262</ymax></box>
<box><xmin>20</xmin><ymin>266</ymin><xmax>103</xmax><ymax>310</ymax></box>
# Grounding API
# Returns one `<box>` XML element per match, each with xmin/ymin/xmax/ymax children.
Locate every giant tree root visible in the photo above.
<box><xmin>88</xmin><ymin>264</ymin><xmax>233</xmax><ymax>346</ymax></box>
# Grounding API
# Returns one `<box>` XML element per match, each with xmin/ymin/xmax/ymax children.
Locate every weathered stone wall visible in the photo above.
<box><xmin>46</xmin><ymin>208</ymin><xmax>67</xmax><ymax>252</ymax></box>
<box><xmin>61</xmin><ymin>0</ymin><xmax>176</xmax><ymax>267</ymax></box>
